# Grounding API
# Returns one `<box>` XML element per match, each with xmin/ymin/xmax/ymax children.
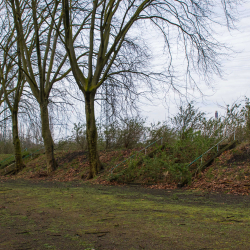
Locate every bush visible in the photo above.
<box><xmin>147</xmin><ymin>121</ymin><xmax>174</xmax><ymax>145</ymax></box>
<box><xmin>72</xmin><ymin>123</ymin><xmax>87</xmax><ymax>151</ymax></box>
<box><xmin>103</xmin><ymin>121</ymin><xmax>119</xmax><ymax>149</ymax></box>
<box><xmin>115</xmin><ymin>116</ymin><xmax>146</xmax><ymax>149</ymax></box>
<box><xmin>0</xmin><ymin>140</ymin><xmax>14</xmax><ymax>154</ymax></box>
<box><xmin>171</xmin><ymin>101</ymin><xmax>205</xmax><ymax>140</ymax></box>
<box><xmin>110</xmin><ymin>150</ymin><xmax>192</xmax><ymax>184</ymax></box>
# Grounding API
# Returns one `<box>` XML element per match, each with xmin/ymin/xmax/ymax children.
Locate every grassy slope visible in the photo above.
<box><xmin>0</xmin><ymin>154</ymin><xmax>13</xmax><ymax>161</ymax></box>
<box><xmin>0</xmin><ymin>154</ymin><xmax>15</xmax><ymax>169</ymax></box>
<box><xmin>0</xmin><ymin>142</ymin><xmax>250</xmax><ymax>194</ymax></box>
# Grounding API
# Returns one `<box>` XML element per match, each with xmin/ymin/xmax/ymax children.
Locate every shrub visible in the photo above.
<box><xmin>72</xmin><ymin>123</ymin><xmax>87</xmax><ymax>151</ymax></box>
<box><xmin>116</xmin><ymin>116</ymin><xmax>145</xmax><ymax>149</ymax></box>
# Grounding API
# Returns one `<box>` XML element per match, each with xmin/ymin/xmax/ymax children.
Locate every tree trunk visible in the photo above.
<box><xmin>40</xmin><ymin>102</ymin><xmax>57</xmax><ymax>173</ymax></box>
<box><xmin>12</xmin><ymin>110</ymin><xmax>25</xmax><ymax>173</ymax></box>
<box><xmin>85</xmin><ymin>91</ymin><xmax>102</xmax><ymax>178</ymax></box>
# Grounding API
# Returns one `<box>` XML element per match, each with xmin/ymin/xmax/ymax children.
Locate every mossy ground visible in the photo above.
<box><xmin>1</xmin><ymin>179</ymin><xmax>250</xmax><ymax>249</ymax></box>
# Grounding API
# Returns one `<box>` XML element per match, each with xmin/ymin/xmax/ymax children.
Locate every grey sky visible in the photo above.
<box><xmin>140</xmin><ymin>1</ymin><xmax>250</xmax><ymax>123</ymax></box>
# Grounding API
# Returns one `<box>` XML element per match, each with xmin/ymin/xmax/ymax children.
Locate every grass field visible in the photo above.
<box><xmin>1</xmin><ymin>179</ymin><xmax>250</xmax><ymax>250</ymax></box>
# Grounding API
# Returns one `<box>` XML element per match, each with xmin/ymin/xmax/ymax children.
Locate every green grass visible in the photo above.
<box><xmin>1</xmin><ymin>180</ymin><xmax>250</xmax><ymax>249</ymax></box>
<box><xmin>0</xmin><ymin>154</ymin><xmax>13</xmax><ymax>161</ymax></box>
<box><xmin>0</xmin><ymin>154</ymin><xmax>15</xmax><ymax>169</ymax></box>
<box><xmin>0</xmin><ymin>150</ymin><xmax>39</xmax><ymax>170</ymax></box>
<box><xmin>110</xmin><ymin>149</ymin><xmax>192</xmax><ymax>184</ymax></box>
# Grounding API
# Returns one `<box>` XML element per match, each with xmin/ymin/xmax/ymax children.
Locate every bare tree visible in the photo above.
<box><xmin>61</xmin><ymin>0</ymin><xmax>239</xmax><ymax>178</ymax></box>
<box><xmin>6</xmin><ymin>0</ymin><xmax>71</xmax><ymax>173</ymax></box>
<box><xmin>0</xmin><ymin>12</ymin><xmax>27</xmax><ymax>171</ymax></box>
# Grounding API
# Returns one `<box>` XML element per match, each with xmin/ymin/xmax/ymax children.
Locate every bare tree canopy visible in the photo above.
<box><xmin>0</xmin><ymin>0</ymin><xmax>240</xmax><ymax>177</ymax></box>
<box><xmin>2</xmin><ymin>0</ymin><xmax>72</xmax><ymax>173</ymax></box>
<box><xmin>61</xmin><ymin>0</ymin><xmax>240</xmax><ymax>178</ymax></box>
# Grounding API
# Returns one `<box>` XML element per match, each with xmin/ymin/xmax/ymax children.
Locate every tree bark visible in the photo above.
<box><xmin>12</xmin><ymin>109</ymin><xmax>25</xmax><ymax>173</ymax></box>
<box><xmin>40</xmin><ymin>102</ymin><xmax>57</xmax><ymax>173</ymax></box>
<box><xmin>85</xmin><ymin>91</ymin><xmax>102</xmax><ymax>178</ymax></box>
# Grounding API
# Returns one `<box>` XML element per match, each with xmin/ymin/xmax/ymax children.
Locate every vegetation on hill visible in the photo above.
<box><xmin>1</xmin><ymin>99</ymin><xmax>250</xmax><ymax>195</ymax></box>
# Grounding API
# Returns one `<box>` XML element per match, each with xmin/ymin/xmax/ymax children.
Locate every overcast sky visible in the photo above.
<box><xmin>140</xmin><ymin>1</ymin><xmax>250</xmax><ymax>124</ymax></box>
<box><xmin>60</xmin><ymin>2</ymin><xmax>250</xmax><ymax>138</ymax></box>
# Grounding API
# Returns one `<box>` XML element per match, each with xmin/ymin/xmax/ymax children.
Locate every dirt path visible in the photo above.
<box><xmin>1</xmin><ymin>180</ymin><xmax>250</xmax><ymax>250</ymax></box>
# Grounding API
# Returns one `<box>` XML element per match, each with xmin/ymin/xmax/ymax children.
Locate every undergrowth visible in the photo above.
<box><xmin>108</xmin><ymin>131</ymin><xmax>219</xmax><ymax>184</ymax></box>
<box><xmin>109</xmin><ymin>149</ymin><xmax>192</xmax><ymax>184</ymax></box>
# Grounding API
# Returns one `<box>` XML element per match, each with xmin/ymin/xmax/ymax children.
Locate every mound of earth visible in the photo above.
<box><xmin>188</xmin><ymin>142</ymin><xmax>250</xmax><ymax>195</ymax></box>
<box><xmin>1</xmin><ymin>143</ymin><xmax>250</xmax><ymax>195</ymax></box>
